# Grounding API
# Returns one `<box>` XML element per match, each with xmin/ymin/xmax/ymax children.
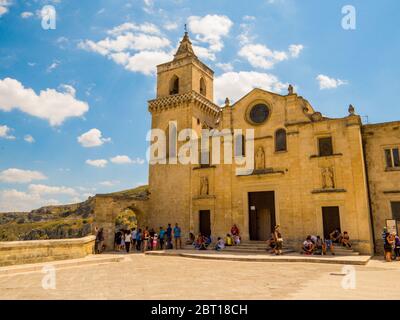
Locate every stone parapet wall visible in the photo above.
<box><xmin>0</xmin><ymin>235</ymin><xmax>95</xmax><ymax>267</ymax></box>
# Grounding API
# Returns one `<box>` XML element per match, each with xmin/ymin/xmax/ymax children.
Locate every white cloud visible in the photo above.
<box><xmin>21</xmin><ymin>11</ymin><xmax>33</xmax><ymax>18</ymax></box>
<box><xmin>214</xmin><ymin>71</ymin><xmax>288</xmax><ymax>104</ymax></box>
<box><xmin>289</xmin><ymin>44</ymin><xmax>304</xmax><ymax>58</ymax></box>
<box><xmin>108</xmin><ymin>22</ymin><xmax>160</xmax><ymax>36</ymax></box>
<box><xmin>0</xmin><ymin>0</ymin><xmax>11</xmax><ymax>17</ymax></box>
<box><xmin>0</xmin><ymin>168</ymin><xmax>47</xmax><ymax>184</ymax></box>
<box><xmin>47</xmin><ymin>60</ymin><xmax>60</xmax><ymax>72</ymax></box>
<box><xmin>0</xmin><ymin>189</ymin><xmax>59</xmax><ymax>212</ymax></box>
<box><xmin>0</xmin><ymin>78</ymin><xmax>89</xmax><ymax>126</ymax></box>
<box><xmin>77</xmin><ymin>128</ymin><xmax>111</xmax><ymax>148</ymax></box>
<box><xmin>192</xmin><ymin>45</ymin><xmax>216</xmax><ymax>61</ymax></box>
<box><xmin>316</xmin><ymin>74</ymin><xmax>348</xmax><ymax>90</ymax></box>
<box><xmin>163</xmin><ymin>22</ymin><xmax>178</xmax><ymax>31</ymax></box>
<box><xmin>78</xmin><ymin>22</ymin><xmax>173</xmax><ymax>75</ymax></box>
<box><xmin>216</xmin><ymin>62</ymin><xmax>234</xmax><ymax>72</ymax></box>
<box><xmin>110</xmin><ymin>155</ymin><xmax>133</xmax><ymax>164</ymax></box>
<box><xmin>124</xmin><ymin>50</ymin><xmax>172</xmax><ymax>75</ymax></box>
<box><xmin>99</xmin><ymin>180</ymin><xmax>120</xmax><ymax>187</ymax></box>
<box><xmin>24</xmin><ymin>134</ymin><xmax>35</xmax><ymax>143</ymax></box>
<box><xmin>239</xmin><ymin>44</ymin><xmax>288</xmax><ymax>69</ymax></box>
<box><xmin>110</xmin><ymin>155</ymin><xmax>145</xmax><ymax>165</ymax></box>
<box><xmin>187</xmin><ymin>15</ymin><xmax>233</xmax><ymax>52</ymax></box>
<box><xmin>86</xmin><ymin>159</ymin><xmax>108</xmax><ymax>168</ymax></box>
<box><xmin>0</xmin><ymin>125</ymin><xmax>16</xmax><ymax>140</ymax></box>
<box><xmin>28</xmin><ymin>184</ymin><xmax>78</xmax><ymax>196</ymax></box>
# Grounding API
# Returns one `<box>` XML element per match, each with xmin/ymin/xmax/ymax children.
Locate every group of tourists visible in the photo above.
<box><xmin>113</xmin><ymin>223</ymin><xmax>182</xmax><ymax>253</ymax></box>
<box><xmin>300</xmin><ymin>229</ymin><xmax>351</xmax><ymax>256</ymax></box>
<box><xmin>383</xmin><ymin>228</ymin><xmax>400</xmax><ymax>262</ymax></box>
<box><xmin>188</xmin><ymin>224</ymin><xmax>242</xmax><ymax>251</ymax></box>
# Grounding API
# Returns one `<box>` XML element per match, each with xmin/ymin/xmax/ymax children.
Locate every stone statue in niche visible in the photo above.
<box><xmin>200</xmin><ymin>176</ymin><xmax>209</xmax><ymax>195</ymax></box>
<box><xmin>255</xmin><ymin>146</ymin><xmax>265</xmax><ymax>170</ymax></box>
<box><xmin>322</xmin><ymin>167</ymin><xmax>335</xmax><ymax>189</ymax></box>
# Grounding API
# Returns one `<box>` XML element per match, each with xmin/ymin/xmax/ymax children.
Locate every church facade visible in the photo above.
<box><xmin>144</xmin><ymin>33</ymin><xmax>400</xmax><ymax>255</ymax></box>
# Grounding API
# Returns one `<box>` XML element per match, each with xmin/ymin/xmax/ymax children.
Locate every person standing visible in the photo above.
<box><xmin>124</xmin><ymin>230</ymin><xmax>132</xmax><ymax>253</ymax></box>
<box><xmin>159</xmin><ymin>226</ymin><xmax>165</xmax><ymax>250</ymax></box>
<box><xmin>136</xmin><ymin>228</ymin><xmax>142</xmax><ymax>251</ymax></box>
<box><xmin>131</xmin><ymin>228</ymin><xmax>137</xmax><ymax>249</ymax></box>
<box><xmin>166</xmin><ymin>223</ymin><xmax>172</xmax><ymax>249</ymax></box>
<box><xmin>173</xmin><ymin>223</ymin><xmax>182</xmax><ymax>249</ymax></box>
<box><xmin>143</xmin><ymin>228</ymin><xmax>150</xmax><ymax>252</ymax></box>
<box><xmin>149</xmin><ymin>228</ymin><xmax>155</xmax><ymax>250</ymax></box>
<box><xmin>96</xmin><ymin>228</ymin><xmax>104</xmax><ymax>254</ymax></box>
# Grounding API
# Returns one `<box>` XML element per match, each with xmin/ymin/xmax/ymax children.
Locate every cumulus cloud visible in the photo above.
<box><xmin>28</xmin><ymin>184</ymin><xmax>78</xmax><ymax>196</ymax></box>
<box><xmin>187</xmin><ymin>15</ymin><xmax>233</xmax><ymax>52</ymax></box>
<box><xmin>0</xmin><ymin>168</ymin><xmax>47</xmax><ymax>183</ymax></box>
<box><xmin>86</xmin><ymin>159</ymin><xmax>108</xmax><ymax>168</ymax></box>
<box><xmin>163</xmin><ymin>22</ymin><xmax>178</xmax><ymax>31</ymax></box>
<box><xmin>110</xmin><ymin>155</ymin><xmax>145</xmax><ymax>164</ymax></box>
<box><xmin>239</xmin><ymin>42</ymin><xmax>304</xmax><ymax>69</ymax></box>
<box><xmin>215</xmin><ymin>62</ymin><xmax>234</xmax><ymax>72</ymax></box>
<box><xmin>24</xmin><ymin>134</ymin><xmax>35</xmax><ymax>143</ymax></box>
<box><xmin>0</xmin><ymin>78</ymin><xmax>89</xmax><ymax>126</ymax></box>
<box><xmin>0</xmin><ymin>125</ymin><xmax>15</xmax><ymax>140</ymax></box>
<box><xmin>289</xmin><ymin>44</ymin><xmax>304</xmax><ymax>58</ymax></box>
<box><xmin>77</xmin><ymin>128</ymin><xmax>111</xmax><ymax>148</ymax></box>
<box><xmin>0</xmin><ymin>0</ymin><xmax>11</xmax><ymax>17</ymax></box>
<box><xmin>78</xmin><ymin>22</ymin><xmax>173</xmax><ymax>75</ymax></box>
<box><xmin>239</xmin><ymin>44</ymin><xmax>288</xmax><ymax>69</ymax></box>
<box><xmin>0</xmin><ymin>189</ymin><xmax>59</xmax><ymax>212</ymax></box>
<box><xmin>124</xmin><ymin>50</ymin><xmax>172</xmax><ymax>75</ymax></box>
<box><xmin>316</xmin><ymin>74</ymin><xmax>348</xmax><ymax>90</ymax></box>
<box><xmin>110</xmin><ymin>155</ymin><xmax>133</xmax><ymax>164</ymax></box>
<box><xmin>214</xmin><ymin>71</ymin><xmax>288</xmax><ymax>104</ymax></box>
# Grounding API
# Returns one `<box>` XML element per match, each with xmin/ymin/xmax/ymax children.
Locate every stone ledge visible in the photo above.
<box><xmin>309</xmin><ymin>153</ymin><xmax>343</xmax><ymax>159</ymax></box>
<box><xmin>0</xmin><ymin>235</ymin><xmax>95</xmax><ymax>249</ymax></box>
<box><xmin>311</xmin><ymin>188</ymin><xmax>346</xmax><ymax>194</ymax></box>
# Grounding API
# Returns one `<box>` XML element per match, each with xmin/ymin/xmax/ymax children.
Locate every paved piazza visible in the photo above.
<box><xmin>0</xmin><ymin>254</ymin><xmax>399</xmax><ymax>300</ymax></box>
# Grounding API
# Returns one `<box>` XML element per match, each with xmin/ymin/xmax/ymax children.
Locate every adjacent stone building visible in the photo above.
<box><xmin>136</xmin><ymin>32</ymin><xmax>397</xmax><ymax>255</ymax></box>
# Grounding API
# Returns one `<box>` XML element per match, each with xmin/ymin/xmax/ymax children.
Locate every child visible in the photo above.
<box><xmin>215</xmin><ymin>237</ymin><xmax>225</xmax><ymax>251</ymax></box>
<box><xmin>153</xmin><ymin>233</ymin><xmax>158</xmax><ymax>250</ymax></box>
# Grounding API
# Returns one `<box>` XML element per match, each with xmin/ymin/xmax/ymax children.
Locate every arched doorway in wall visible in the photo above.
<box><xmin>115</xmin><ymin>207</ymin><xmax>138</xmax><ymax>231</ymax></box>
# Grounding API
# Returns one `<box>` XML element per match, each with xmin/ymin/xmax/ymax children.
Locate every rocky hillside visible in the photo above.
<box><xmin>0</xmin><ymin>185</ymin><xmax>149</xmax><ymax>241</ymax></box>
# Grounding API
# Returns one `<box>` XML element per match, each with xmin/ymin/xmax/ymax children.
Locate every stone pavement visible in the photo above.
<box><xmin>0</xmin><ymin>253</ymin><xmax>399</xmax><ymax>300</ymax></box>
<box><xmin>145</xmin><ymin>249</ymin><xmax>371</xmax><ymax>265</ymax></box>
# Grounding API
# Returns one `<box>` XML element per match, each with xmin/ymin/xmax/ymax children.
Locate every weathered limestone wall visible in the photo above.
<box><xmin>363</xmin><ymin>121</ymin><xmax>400</xmax><ymax>254</ymax></box>
<box><xmin>0</xmin><ymin>235</ymin><xmax>95</xmax><ymax>267</ymax></box>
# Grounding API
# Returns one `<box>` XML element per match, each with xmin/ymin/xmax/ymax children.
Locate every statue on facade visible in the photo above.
<box><xmin>200</xmin><ymin>176</ymin><xmax>209</xmax><ymax>195</ymax></box>
<box><xmin>322</xmin><ymin>167</ymin><xmax>335</xmax><ymax>189</ymax></box>
<box><xmin>288</xmin><ymin>84</ymin><xmax>294</xmax><ymax>95</ymax></box>
<box><xmin>255</xmin><ymin>146</ymin><xmax>265</xmax><ymax>170</ymax></box>
<box><xmin>348</xmin><ymin>104</ymin><xmax>355</xmax><ymax>115</ymax></box>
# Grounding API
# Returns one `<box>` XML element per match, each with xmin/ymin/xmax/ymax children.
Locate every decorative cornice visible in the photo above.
<box><xmin>148</xmin><ymin>90</ymin><xmax>221</xmax><ymax>116</ymax></box>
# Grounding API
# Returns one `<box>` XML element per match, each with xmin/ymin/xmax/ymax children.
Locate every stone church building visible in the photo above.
<box><xmin>130</xmin><ymin>32</ymin><xmax>400</xmax><ymax>255</ymax></box>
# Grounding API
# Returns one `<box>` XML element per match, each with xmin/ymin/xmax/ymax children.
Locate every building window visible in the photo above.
<box><xmin>385</xmin><ymin>148</ymin><xmax>400</xmax><ymax>168</ymax></box>
<box><xmin>200</xmin><ymin>78</ymin><xmax>206</xmax><ymax>96</ymax></box>
<box><xmin>391</xmin><ymin>201</ymin><xmax>400</xmax><ymax>233</ymax></box>
<box><xmin>275</xmin><ymin>129</ymin><xmax>287</xmax><ymax>152</ymax></box>
<box><xmin>318</xmin><ymin>137</ymin><xmax>333</xmax><ymax>156</ymax></box>
<box><xmin>169</xmin><ymin>75</ymin><xmax>179</xmax><ymax>95</ymax></box>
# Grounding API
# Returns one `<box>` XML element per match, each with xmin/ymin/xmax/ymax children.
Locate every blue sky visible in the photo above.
<box><xmin>0</xmin><ymin>0</ymin><xmax>399</xmax><ymax>211</ymax></box>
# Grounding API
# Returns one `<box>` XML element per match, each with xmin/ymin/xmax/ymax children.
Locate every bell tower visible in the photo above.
<box><xmin>155</xmin><ymin>31</ymin><xmax>214</xmax><ymax>101</ymax></box>
<box><xmin>146</xmin><ymin>31</ymin><xmax>220</xmax><ymax>237</ymax></box>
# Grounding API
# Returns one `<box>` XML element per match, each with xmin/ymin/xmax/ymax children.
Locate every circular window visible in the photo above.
<box><xmin>249</xmin><ymin>104</ymin><xmax>269</xmax><ymax>124</ymax></box>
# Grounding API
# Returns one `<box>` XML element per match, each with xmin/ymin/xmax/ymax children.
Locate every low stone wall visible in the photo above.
<box><xmin>0</xmin><ymin>235</ymin><xmax>95</xmax><ymax>267</ymax></box>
